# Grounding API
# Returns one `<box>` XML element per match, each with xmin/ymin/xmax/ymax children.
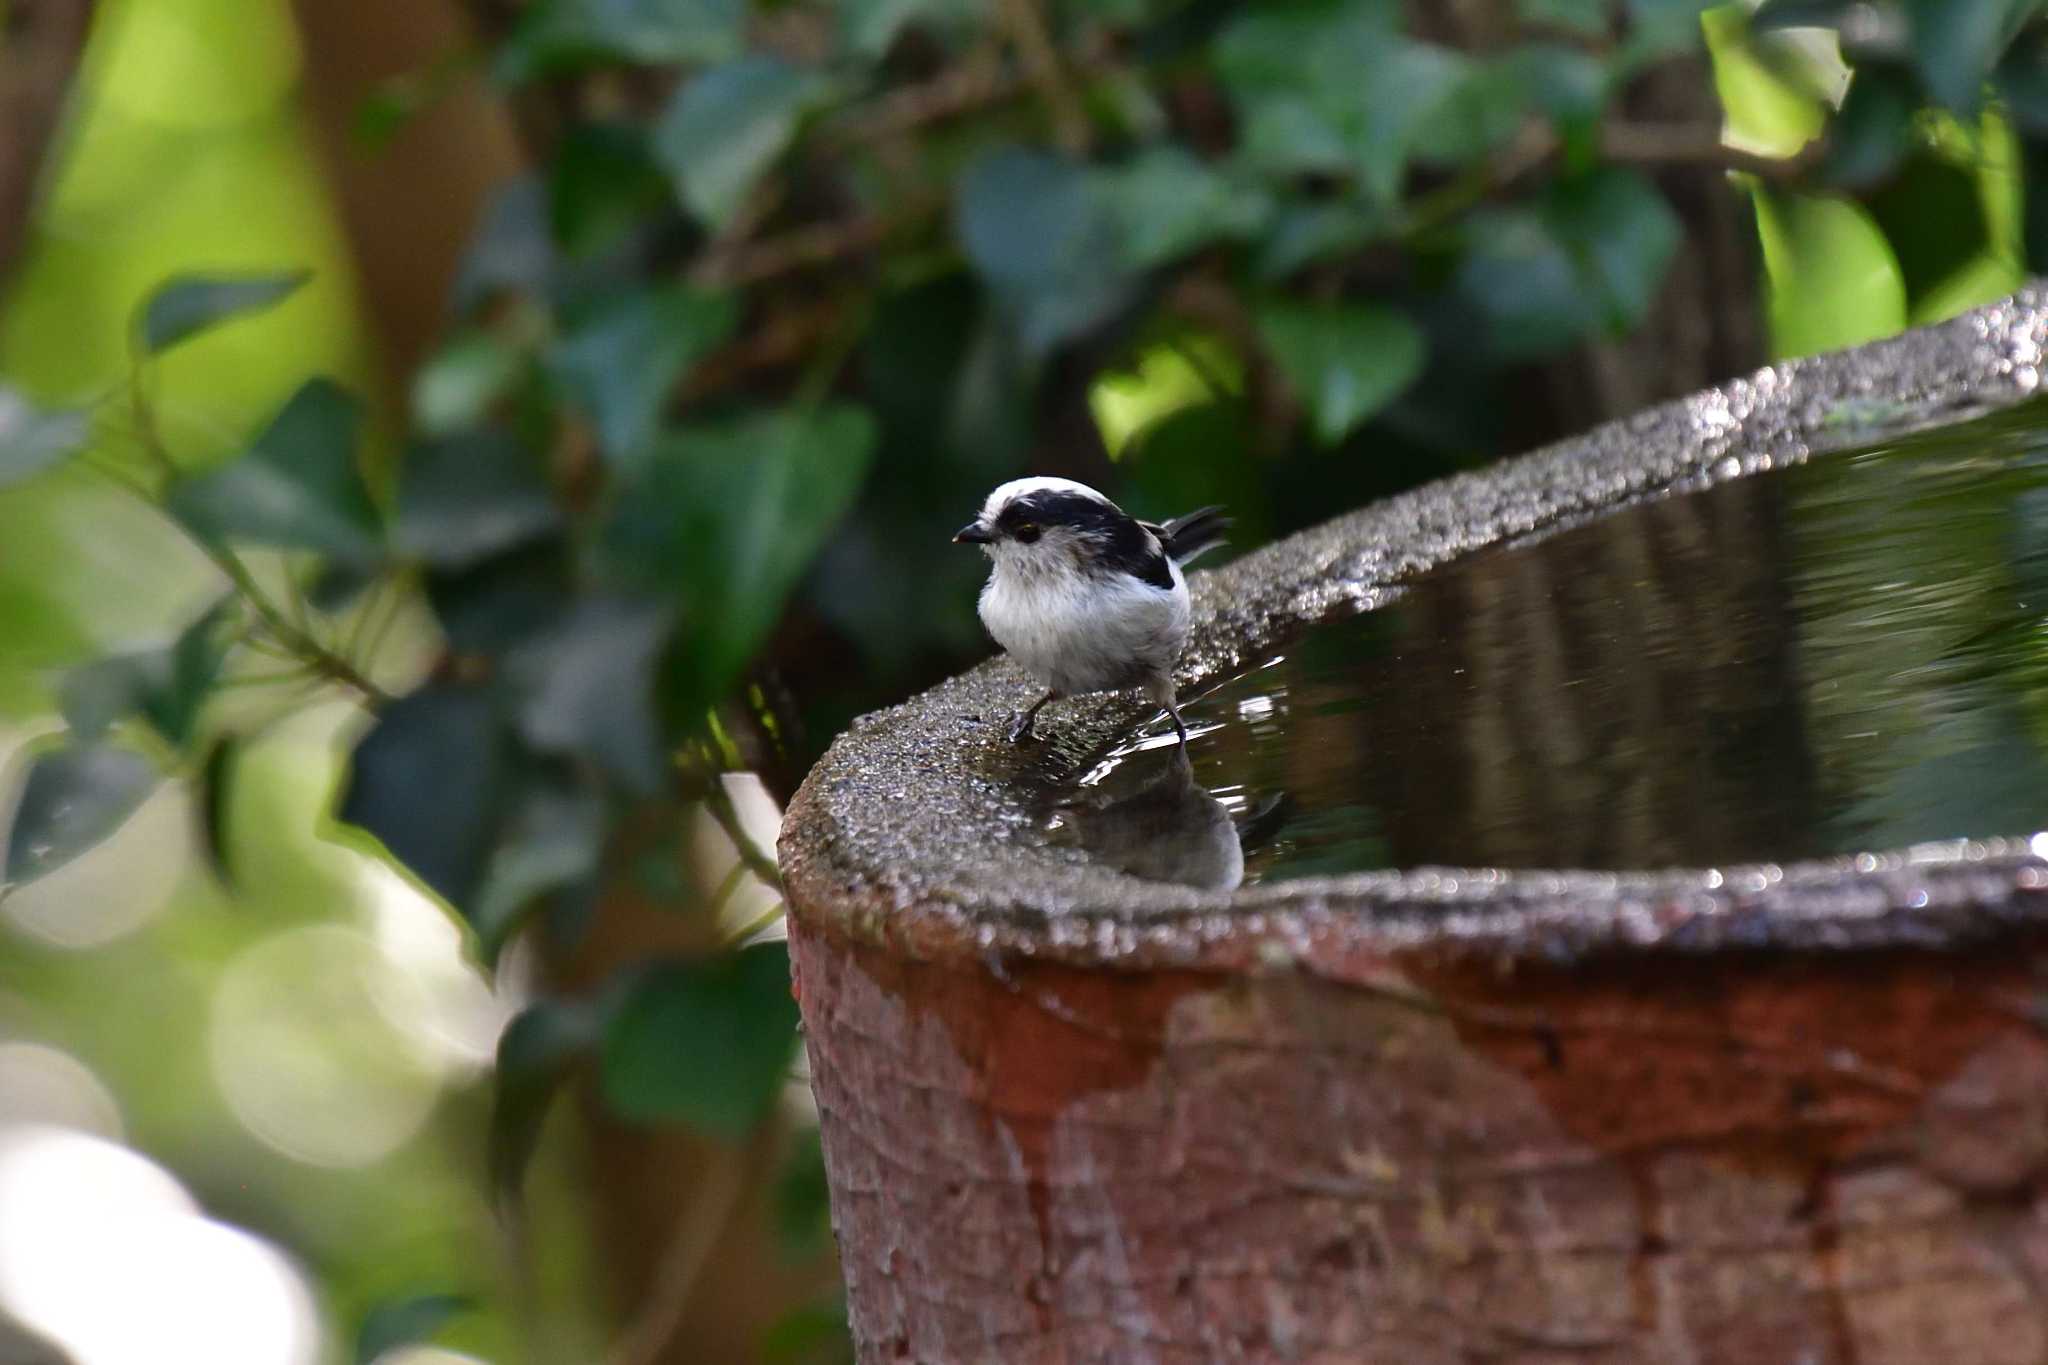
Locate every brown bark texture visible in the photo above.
<box><xmin>0</xmin><ymin>0</ymin><xmax>93</xmax><ymax>290</ymax></box>
<box><xmin>792</xmin><ymin>913</ymin><xmax>2048</xmax><ymax>1364</ymax></box>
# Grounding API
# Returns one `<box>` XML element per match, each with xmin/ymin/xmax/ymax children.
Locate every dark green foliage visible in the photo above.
<box><xmin>956</xmin><ymin>148</ymin><xmax>1133</xmax><ymax>359</ymax></box>
<box><xmin>3</xmin><ymin>743</ymin><xmax>158</xmax><ymax>885</ymax></box>
<box><xmin>60</xmin><ymin>597</ymin><xmax>232</xmax><ymax>749</ymax></box>
<box><xmin>654</xmin><ymin>56</ymin><xmax>833</xmax><ymax>226</ymax></box>
<box><xmin>393</xmin><ymin>430</ymin><xmax>562</xmax><ymax>569</ymax></box>
<box><xmin>599</xmin><ymin>942</ymin><xmax>801</xmax><ymax>1137</ymax></box>
<box><xmin>490</xmin><ymin>999</ymin><xmax>603</xmax><ymax>1202</ymax></box>
<box><xmin>139</xmin><ymin>270</ymin><xmax>311</xmax><ymax>354</ymax></box>
<box><xmin>168</xmin><ymin>378</ymin><xmax>381</xmax><ymax>569</ymax></box>
<box><xmin>1255</xmin><ymin>301</ymin><xmax>1425</xmax><ymax>444</ymax></box>
<box><xmin>548</xmin><ymin>286</ymin><xmax>738</xmax><ymax>464</ymax></box>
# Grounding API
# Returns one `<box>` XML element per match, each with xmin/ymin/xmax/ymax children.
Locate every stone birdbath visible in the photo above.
<box><xmin>779</xmin><ymin>294</ymin><xmax>2048</xmax><ymax>1364</ymax></box>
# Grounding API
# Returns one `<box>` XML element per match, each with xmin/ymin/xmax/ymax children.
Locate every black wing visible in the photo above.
<box><xmin>1144</xmin><ymin>506</ymin><xmax>1231</xmax><ymax>565</ymax></box>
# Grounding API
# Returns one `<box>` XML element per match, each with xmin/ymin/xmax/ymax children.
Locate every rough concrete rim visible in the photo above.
<box><xmin>778</xmin><ymin>292</ymin><xmax>2048</xmax><ymax>971</ymax></box>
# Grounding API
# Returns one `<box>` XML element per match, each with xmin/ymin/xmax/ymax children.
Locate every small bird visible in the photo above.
<box><xmin>954</xmin><ymin>477</ymin><xmax>1228</xmax><ymax>744</ymax></box>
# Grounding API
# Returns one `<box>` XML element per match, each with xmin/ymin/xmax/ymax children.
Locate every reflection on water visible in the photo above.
<box><xmin>1068</xmin><ymin>399</ymin><xmax>2048</xmax><ymax>879</ymax></box>
<box><xmin>1045</xmin><ymin>748</ymin><xmax>1248</xmax><ymax>890</ymax></box>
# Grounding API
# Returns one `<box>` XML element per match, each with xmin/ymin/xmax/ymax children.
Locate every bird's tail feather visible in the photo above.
<box><xmin>1156</xmin><ymin>506</ymin><xmax>1231</xmax><ymax>565</ymax></box>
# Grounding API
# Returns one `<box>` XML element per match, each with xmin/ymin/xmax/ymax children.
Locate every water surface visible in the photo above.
<box><xmin>1056</xmin><ymin>401</ymin><xmax>2048</xmax><ymax>882</ymax></box>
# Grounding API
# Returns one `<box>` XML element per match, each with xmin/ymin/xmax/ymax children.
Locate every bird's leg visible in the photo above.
<box><xmin>1007</xmin><ymin>691</ymin><xmax>1056</xmax><ymax>743</ymax></box>
<box><xmin>1150</xmin><ymin>677</ymin><xmax>1189</xmax><ymax>745</ymax></box>
<box><xmin>1165</xmin><ymin>700</ymin><xmax>1189</xmax><ymax>744</ymax></box>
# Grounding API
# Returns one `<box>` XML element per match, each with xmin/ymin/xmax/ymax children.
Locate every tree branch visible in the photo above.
<box><xmin>0</xmin><ymin>0</ymin><xmax>95</xmax><ymax>291</ymax></box>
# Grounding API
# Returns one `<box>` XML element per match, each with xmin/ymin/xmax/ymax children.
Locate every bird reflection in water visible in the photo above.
<box><xmin>1044</xmin><ymin>745</ymin><xmax>1276</xmax><ymax>890</ymax></box>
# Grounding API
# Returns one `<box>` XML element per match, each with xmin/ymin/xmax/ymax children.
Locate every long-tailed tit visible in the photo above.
<box><xmin>954</xmin><ymin>477</ymin><xmax>1228</xmax><ymax>743</ymax></box>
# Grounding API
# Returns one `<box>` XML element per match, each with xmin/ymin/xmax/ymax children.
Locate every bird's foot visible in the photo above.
<box><xmin>1005</xmin><ymin>710</ymin><xmax>1039</xmax><ymax>744</ymax></box>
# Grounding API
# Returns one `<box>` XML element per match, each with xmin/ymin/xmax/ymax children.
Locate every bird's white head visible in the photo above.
<box><xmin>952</xmin><ymin>477</ymin><xmax>1127</xmax><ymax>577</ymax></box>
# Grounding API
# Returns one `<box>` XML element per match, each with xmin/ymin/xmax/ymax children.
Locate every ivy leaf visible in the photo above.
<box><xmin>497</xmin><ymin>0</ymin><xmax>744</xmax><ymax>81</ymax></box>
<box><xmin>491</xmin><ymin>998</ymin><xmax>602</xmax><ymax>1203</ymax></box>
<box><xmin>654</xmin><ymin>56</ymin><xmax>831</xmax><ymax>228</ymax></box>
<box><xmin>139</xmin><ymin>270</ymin><xmax>311</xmax><ymax>355</ymax></box>
<box><xmin>355</xmin><ymin>1294</ymin><xmax>472</xmax><ymax>1365</ymax></box>
<box><xmin>1903</xmin><ymin>0</ymin><xmax>2023</xmax><ymax>115</ymax></box>
<box><xmin>411</xmin><ymin>331</ymin><xmax>527</xmax><ymax>437</ymax></box>
<box><xmin>1214</xmin><ymin>0</ymin><xmax>1462</xmax><ymax>203</ymax></box>
<box><xmin>167</xmin><ymin>378</ymin><xmax>382</xmax><ymax>570</ymax></box>
<box><xmin>956</xmin><ymin>148</ymin><xmax>1134</xmax><ymax>358</ymax></box>
<box><xmin>3</xmin><ymin>744</ymin><xmax>158</xmax><ymax>886</ymax></box>
<box><xmin>338</xmin><ymin>683</ymin><xmax>513</xmax><ymax>915</ymax></box>
<box><xmin>1256</xmin><ymin>302</ymin><xmax>1425</xmax><ymax>445</ymax></box>
<box><xmin>600</xmin><ymin>942</ymin><xmax>800</xmax><ymax>1137</ymax></box>
<box><xmin>548</xmin><ymin>287</ymin><xmax>738</xmax><ymax>467</ymax></box>
<box><xmin>1751</xmin><ymin>187</ymin><xmax>1908</xmax><ymax>359</ymax></box>
<box><xmin>1096</xmin><ymin>147</ymin><xmax>1270</xmax><ymax>271</ymax></box>
<box><xmin>1411</xmin><ymin>52</ymin><xmax>1529</xmax><ymax>168</ymax></box>
<box><xmin>0</xmin><ymin>388</ymin><xmax>87</xmax><ymax>489</ymax></box>
<box><xmin>453</xmin><ymin>178</ymin><xmax>554</xmax><ymax>313</ymax></box>
<box><xmin>1516</xmin><ymin>0</ymin><xmax>1609</xmax><ymax>35</ymax></box>
<box><xmin>1545</xmin><ymin>166</ymin><xmax>1681</xmax><ymax>333</ymax></box>
<box><xmin>1821</xmin><ymin>62</ymin><xmax>1918</xmax><ymax>188</ymax></box>
<box><xmin>470</xmin><ymin>769</ymin><xmax>606</xmax><ymax>968</ymax></box>
<box><xmin>604</xmin><ymin>405</ymin><xmax>876</xmax><ymax>721</ymax></box>
<box><xmin>840</xmin><ymin>0</ymin><xmax>980</xmax><ymax>57</ymax></box>
<box><xmin>60</xmin><ymin>597</ymin><xmax>233</xmax><ymax>749</ymax></box>
<box><xmin>1458</xmin><ymin>207</ymin><xmax>1598</xmax><ymax>363</ymax></box>
<box><xmin>394</xmin><ymin>430</ymin><xmax>562</xmax><ymax>570</ymax></box>
<box><xmin>550</xmin><ymin>121</ymin><xmax>671</xmax><ymax>257</ymax></box>
<box><xmin>507</xmin><ymin>596</ymin><xmax>673</xmax><ymax>796</ymax></box>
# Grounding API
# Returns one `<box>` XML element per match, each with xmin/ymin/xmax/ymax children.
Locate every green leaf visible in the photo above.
<box><xmin>1626</xmin><ymin>0</ymin><xmax>1715</xmax><ymax>60</ymax></box>
<box><xmin>411</xmin><ymin>331</ymin><xmax>527</xmax><ymax>437</ymax></box>
<box><xmin>167</xmin><ymin>378</ymin><xmax>382</xmax><ymax>569</ymax></box>
<box><xmin>653</xmin><ymin>56</ymin><xmax>831</xmax><ymax>228</ymax></box>
<box><xmin>1750</xmin><ymin>186</ymin><xmax>1908</xmax><ymax>358</ymax></box>
<box><xmin>497</xmin><ymin>0</ymin><xmax>744</xmax><ymax>81</ymax></box>
<box><xmin>426</xmin><ymin>541</ymin><xmax>574</xmax><ymax>656</ymax></box>
<box><xmin>339</xmin><ymin>683</ymin><xmax>513</xmax><ymax>913</ymax></box>
<box><xmin>1411</xmin><ymin>52</ymin><xmax>1529</xmax><ymax>168</ymax></box>
<box><xmin>600</xmin><ymin>942</ymin><xmax>800</xmax><ymax>1137</ymax></box>
<box><xmin>0</xmin><ymin>388</ymin><xmax>87</xmax><ymax>489</ymax></box>
<box><xmin>1545</xmin><ymin>166</ymin><xmax>1682</xmax><ymax>332</ymax></box>
<box><xmin>394</xmin><ymin>430</ymin><xmax>561</xmax><ymax>570</ymax></box>
<box><xmin>840</xmin><ymin>0</ymin><xmax>982</xmax><ymax>57</ymax></box>
<box><xmin>453</xmin><ymin>179</ymin><xmax>554</xmax><ymax>313</ymax></box>
<box><xmin>1096</xmin><ymin>147</ymin><xmax>1270</xmax><ymax>271</ymax></box>
<box><xmin>550</xmin><ymin>121</ymin><xmax>671</xmax><ymax>257</ymax></box>
<box><xmin>139</xmin><ymin>270</ymin><xmax>312</xmax><ymax>355</ymax></box>
<box><xmin>1996</xmin><ymin>24</ymin><xmax>2048</xmax><ymax>134</ymax></box>
<box><xmin>549</xmin><ymin>287</ymin><xmax>738</xmax><ymax>466</ymax></box>
<box><xmin>1821</xmin><ymin>63</ymin><xmax>1918</xmax><ymax>187</ymax></box>
<box><xmin>956</xmin><ymin>148</ymin><xmax>1134</xmax><ymax>358</ymax></box>
<box><xmin>60</xmin><ymin>597</ymin><xmax>233</xmax><ymax>749</ymax></box>
<box><xmin>355</xmin><ymin>1294</ymin><xmax>472</xmax><ymax>1365</ymax></box>
<box><xmin>492</xmin><ymin>999</ymin><xmax>602</xmax><ymax>1202</ymax></box>
<box><xmin>1904</xmin><ymin>0</ymin><xmax>2026</xmax><ymax>114</ymax></box>
<box><xmin>1516</xmin><ymin>0</ymin><xmax>1609</xmax><ymax>35</ymax></box>
<box><xmin>1089</xmin><ymin>332</ymin><xmax>1244</xmax><ymax>459</ymax></box>
<box><xmin>4</xmin><ymin>744</ymin><xmax>158</xmax><ymax>885</ymax></box>
<box><xmin>1252</xmin><ymin>202</ymin><xmax>1384</xmax><ymax>282</ymax></box>
<box><xmin>1701</xmin><ymin>5</ymin><xmax>1828</xmax><ymax>158</ymax></box>
<box><xmin>1214</xmin><ymin>0</ymin><xmax>1463</xmax><ymax>203</ymax></box>
<box><xmin>507</xmin><ymin>596</ymin><xmax>673</xmax><ymax>795</ymax></box>
<box><xmin>604</xmin><ymin>405</ymin><xmax>877</xmax><ymax>720</ymax></box>
<box><xmin>1255</xmin><ymin>302</ymin><xmax>1424</xmax><ymax>445</ymax></box>
<box><xmin>1457</xmin><ymin>207</ymin><xmax>1598</xmax><ymax>363</ymax></box>
<box><xmin>471</xmin><ymin>769</ymin><xmax>605</xmax><ymax>967</ymax></box>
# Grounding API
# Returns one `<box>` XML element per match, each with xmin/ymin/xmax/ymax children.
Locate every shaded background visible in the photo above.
<box><xmin>0</xmin><ymin>1</ymin><xmax>2043</xmax><ymax>1362</ymax></box>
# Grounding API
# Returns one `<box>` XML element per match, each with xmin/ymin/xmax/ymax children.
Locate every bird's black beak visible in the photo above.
<box><xmin>953</xmin><ymin>521</ymin><xmax>996</xmax><ymax>544</ymax></box>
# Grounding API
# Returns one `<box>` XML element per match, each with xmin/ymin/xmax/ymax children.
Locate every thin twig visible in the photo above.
<box><xmin>997</xmin><ymin>0</ymin><xmax>1091</xmax><ymax>155</ymax></box>
<box><xmin>603</xmin><ymin>1142</ymin><xmax>750</xmax><ymax>1365</ymax></box>
<box><xmin>701</xmin><ymin>777</ymin><xmax>781</xmax><ymax>891</ymax></box>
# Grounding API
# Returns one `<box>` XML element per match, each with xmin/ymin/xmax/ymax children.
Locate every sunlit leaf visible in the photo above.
<box><xmin>139</xmin><ymin>270</ymin><xmax>312</xmax><ymax>355</ymax></box>
<box><xmin>1751</xmin><ymin>186</ymin><xmax>1908</xmax><ymax>358</ymax></box>
<box><xmin>1256</xmin><ymin>302</ymin><xmax>1425</xmax><ymax>445</ymax></box>
<box><xmin>956</xmin><ymin>148</ymin><xmax>1133</xmax><ymax>357</ymax></box>
<box><xmin>549</xmin><ymin>287</ymin><xmax>738</xmax><ymax>466</ymax></box>
<box><xmin>339</xmin><ymin>683</ymin><xmax>513</xmax><ymax>913</ymax></box>
<box><xmin>604</xmin><ymin>405</ymin><xmax>877</xmax><ymax>721</ymax></box>
<box><xmin>491</xmin><ymin>999</ymin><xmax>602</xmax><ymax>1203</ymax></box>
<box><xmin>3</xmin><ymin>744</ymin><xmax>158</xmax><ymax>885</ymax></box>
<box><xmin>1701</xmin><ymin>4</ymin><xmax>1828</xmax><ymax>158</ymax></box>
<box><xmin>496</xmin><ymin>0</ymin><xmax>744</xmax><ymax>81</ymax></box>
<box><xmin>394</xmin><ymin>430</ymin><xmax>561</xmax><ymax>570</ymax></box>
<box><xmin>167</xmin><ymin>378</ymin><xmax>382</xmax><ymax>569</ymax></box>
<box><xmin>507</xmin><ymin>596</ymin><xmax>673</xmax><ymax>795</ymax></box>
<box><xmin>600</xmin><ymin>942</ymin><xmax>800</xmax><ymax>1137</ymax></box>
<box><xmin>1089</xmin><ymin>332</ymin><xmax>1244</xmax><ymax>459</ymax></box>
<box><xmin>654</xmin><ymin>56</ymin><xmax>831</xmax><ymax>228</ymax></box>
<box><xmin>0</xmin><ymin>388</ymin><xmax>87</xmax><ymax>489</ymax></box>
<box><xmin>355</xmin><ymin>1294</ymin><xmax>471</xmax><ymax>1365</ymax></box>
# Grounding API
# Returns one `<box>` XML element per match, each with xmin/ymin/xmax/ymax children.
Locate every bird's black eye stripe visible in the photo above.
<box><xmin>997</xmin><ymin>490</ymin><xmax>1172</xmax><ymax>588</ymax></box>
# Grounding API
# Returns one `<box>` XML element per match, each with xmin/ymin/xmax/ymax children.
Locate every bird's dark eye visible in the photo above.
<box><xmin>1013</xmin><ymin>523</ymin><xmax>1042</xmax><ymax>544</ymax></box>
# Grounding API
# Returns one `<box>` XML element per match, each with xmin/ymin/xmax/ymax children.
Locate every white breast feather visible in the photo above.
<box><xmin>979</xmin><ymin>556</ymin><xmax>1188</xmax><ymax>697</ymax></box>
